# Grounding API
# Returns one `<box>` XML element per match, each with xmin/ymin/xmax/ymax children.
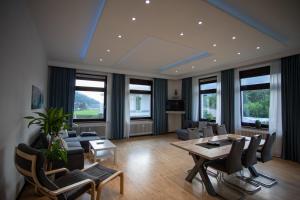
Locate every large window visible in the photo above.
<box><xmin>129</xmin><ymin>79</ymin><xmax>152</xmax><ymax>119</ymax></box>
<box><xmin>240</xmin><ymin>66</ymin><xmax>270</xmax><ymax>128</ymax></box>
<box><xmin>199</xmin><ymin>77</ymin><xmax>217</xmax><ymax>121</ymax></box>
<box><xmin>73</xmin><ymin>73</ymin><xmax>106</xmax><ymax>122</ymax></box>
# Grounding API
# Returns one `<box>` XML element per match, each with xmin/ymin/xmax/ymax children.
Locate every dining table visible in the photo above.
<box><xmin>171</xmin><ymin>134</ymin><xmax>265</xmax><ymax>197</ymax></box>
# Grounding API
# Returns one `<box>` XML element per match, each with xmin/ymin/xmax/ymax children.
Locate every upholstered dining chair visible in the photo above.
<box><xmin>15</xmin><ymin>143</ymin><xmax>124</xmax><ymax>200</ymax></box>
<box><xmin>203</xmin><ymin>126</ymin><xmax>214</xmax><ymax>137</ymax></box>
<box><xmin>249</xmin><ymin>132</ymin><xmax>277</xmax><ymax>188</ymax></box>
<box><xmin>217</xmin><ymin>125</ymin><xmax>227</xmax><ymax>135</ymax></box>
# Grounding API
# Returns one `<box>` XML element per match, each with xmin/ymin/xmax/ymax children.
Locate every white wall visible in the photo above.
<box><xmin>167</xmin><ymin>80</ymin><xmax>182</xmax><ymax>132</ymax></box>
<box><xmin>0</xmin><ymin>1</ymin><xmax>48</xmax><ymax>199</ymax></box>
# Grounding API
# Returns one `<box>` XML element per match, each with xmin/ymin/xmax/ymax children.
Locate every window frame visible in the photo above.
<box><xmin>199</xmin><ymin>76</ymin><xmax>217</xmax><ymax>122</ymax></box>
<box><xmin>129</xmin><ymin>79</ymin><xmax>153</xmax><ymax>120</ymax></box>
<box><xmin>239</xmin><ymin>66</ymin><xmax>270</xmax><ymax>128</ymax></box>
<box><xmin>73</xmin><ymin>73</ymin><xmax>107</xmax><ymax>122</ymax></box>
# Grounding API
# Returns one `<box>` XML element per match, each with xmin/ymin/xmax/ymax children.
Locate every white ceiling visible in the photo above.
<box><xmin>27</xmin><ymin>0</ymin><xmax>300</xmax><ymax>79</ymax></box>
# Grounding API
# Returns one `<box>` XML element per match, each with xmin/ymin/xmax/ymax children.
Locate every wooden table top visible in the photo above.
<box><xmin>171</xmin><ymin>134</ymin><xmax>265</xmax><ymax>160</ymax></box>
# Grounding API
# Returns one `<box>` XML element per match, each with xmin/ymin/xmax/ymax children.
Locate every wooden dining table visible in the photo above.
<box><xmin>171</xmin><ymin>134</ymin><xmax>265</xmax><ymax>197</ymax></box>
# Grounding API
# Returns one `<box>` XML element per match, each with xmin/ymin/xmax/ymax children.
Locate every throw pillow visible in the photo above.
<box><xmin>80</xmin><ymin>131</ymin><xmax>97</xmax><ymax>137</ymax></box>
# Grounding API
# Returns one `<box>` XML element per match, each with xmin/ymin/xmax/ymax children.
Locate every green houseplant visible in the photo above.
<box><xmin>25</xmin><ymin>108</ymin><xmax>70</xmax><ymax>170</ymax></box>
<box><xmin>255</xmin><ymin>120</ymin><xmax>262</xmax><ymax>129</ymax></box>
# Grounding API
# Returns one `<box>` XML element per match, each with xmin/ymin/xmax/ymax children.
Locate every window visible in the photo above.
<box><xmin>129</xmin><ymin>79</ymin><xmax>152</xmax><ymax>119</ymax></box>
<box><xmin>73</xmin><ymin>73</ymin><xmax>106</xmax><ymax>121</ymax></box>
<box><xmin>199</xmin><ymin>77</ymin><xmax>217</xmax><ymax>121</ymax></box>
<box><xmin>240</xmin><ymin>66</ymin><xmax>270</xmax><ymax>128</ymax></box>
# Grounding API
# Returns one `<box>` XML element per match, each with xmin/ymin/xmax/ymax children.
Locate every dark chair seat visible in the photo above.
<box><xmin>84</xmin><ymin>164</ymin><xmax>117</xmax><ymax>185</ymax></box>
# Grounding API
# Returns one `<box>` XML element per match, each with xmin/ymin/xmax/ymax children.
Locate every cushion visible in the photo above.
<box><xmin>80</xmin><ymin>131</ymin><xmax>97</xmax><ymax>137</ymax></box>
<box><xmin>66</xmin><ymin>142</ymin><xmax>82</xmax><ymax>148</ymax></box>
<box><xmin>59</xmin><ymin>130</ymin><xmax>69</xmax><ymax>139</ymax></box>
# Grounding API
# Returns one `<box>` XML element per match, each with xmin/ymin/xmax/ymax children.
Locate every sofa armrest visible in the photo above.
<box><xmin>67</xmin><ymin>147</ymin><xmax>84</xmax><ymax>155</ymax></box>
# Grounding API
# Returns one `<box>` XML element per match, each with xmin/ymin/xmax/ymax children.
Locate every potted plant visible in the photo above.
<box><xmin>255</xmin><ymin>120</ymin><xmax>262</xmax><ymax>129</ymax></box>
<box><xmin>25</xmin><ymin>108</ymin><xmax>70</xmax><ymax>170</ymax></box>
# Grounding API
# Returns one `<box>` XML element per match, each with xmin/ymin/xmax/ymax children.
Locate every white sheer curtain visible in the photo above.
<box><xmin>216</xmin><ymin>72</ymin><xmax>222</xmax><ymax>125</ymax></box>
<box><xmin>106</xmin><ymin>74</ymin><xmax>112</xmax><ymax>139</ymax></box>
<box><xmin>192</xmin><ymin>77</ymin><xmax>199</xmax><ymax>121</ymax></box>
<box><xmin>234</xmin><ymin>69</ymin><xmax>242</xmax><ymax>132</ymax></box>
<box><xmin>124</xmin><ymin>76</ymin><xmax>130</xmax><ymax>138</ymax></box>
<box><xmin>269</xmin><ymin>60</ymin><xmax>282</xmax><ymax>157</ymax></box>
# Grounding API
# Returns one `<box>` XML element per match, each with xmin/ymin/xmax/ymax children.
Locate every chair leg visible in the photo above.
<box><xmin>119</xmin><ymin>172</ymin><xmax>124</xmax><ymax>194</ymax></box>
<box><xmin>96</xmin><ymin>186</ymin><xmax>103</xmax><ymax>200</ymax></box>
<box><xmin>248</xmin><ymin>166</ymin><xmax>277</xmax><ymax>188</ymax></box>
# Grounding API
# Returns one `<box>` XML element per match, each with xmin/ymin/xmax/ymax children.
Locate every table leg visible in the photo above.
<box><xmin>186</xmin><ymin>154</ymin><xmax>217</xmax><ymax>196</ymax></box>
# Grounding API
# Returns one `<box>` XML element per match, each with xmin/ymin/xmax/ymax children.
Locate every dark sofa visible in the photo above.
<box><xmin>31</xmin><ymin>131</ymin><xmax>102</xmax><ymax>170</ymax></box>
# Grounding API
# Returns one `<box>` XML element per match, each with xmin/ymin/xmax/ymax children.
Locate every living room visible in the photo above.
<box><xmin>1</xmin><ymin>0</ymin><xmax>300</xmax><ymax>200</ymax></box>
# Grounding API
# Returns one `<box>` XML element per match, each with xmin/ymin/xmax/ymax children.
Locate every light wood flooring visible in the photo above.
<box><xmin>20</xmin><ymin>133</ymin><xmax>300</xmax><ymax>200</ymax></box>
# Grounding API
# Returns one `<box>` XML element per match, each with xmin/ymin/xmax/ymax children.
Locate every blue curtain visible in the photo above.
<box><xmin>153</xmin><ymin>78</ymin><xmax>168</xmax><ymax>135</ymax></box>
<box><xmin>281</xmin><ymin>54</ymin><xmax>300</xmax><ymax>162</ymax></box>
<box><xmin>182</xmin><ymin>77</ymin><xmax>193</xmax><ymax>122</ymax></box>
<box><xmin>111</xmin><ymin>73</ymin><xmax>125</xmax><ymax>139</ymax></box>
<box><xmin>48</xmin><ymin>66</ymin><xmax>76</xmax><ymax>126</ymax></box>
<box><xmin>221</xmin><ymin>69</ymin><xmax>235</xmax><ymax>133</ymax></box>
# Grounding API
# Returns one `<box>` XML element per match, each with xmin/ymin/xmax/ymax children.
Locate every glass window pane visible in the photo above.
<box><xmin>76</xmin><ymin>79</ymin><xmax>105</xmax><ymax>88</ymax></box>
<box><xmin>241</xmin><ymin>89</ymin><xmax>270</xmax><ymax>125</ymax></box>
<box><xmin>73</xmin><ymin>91</ymin><xmax>104</xmax><ymax>119</ymax></box>
<box><xmin>130</xmin><ymin>94</ymin><xmax>151</xmax><ymax>118</ymax></box>
<box><xmin>200</xmin><ymin>82</ymin><xmax>217</xmax><ymax>90</ymax></box>
<box><xmin>201</xmin><ymin>93</ymin><xmax>216</xmax><ymax>120</ymax></box>
<box><xmin>129</xmin><ymin>84</ymin><xmax>151</xmax><ymax>91</ymax></box>
<box><xmin>241</xmin><ymin>75</ymin><xmax>270</xmax><ymax>86</ymax></box>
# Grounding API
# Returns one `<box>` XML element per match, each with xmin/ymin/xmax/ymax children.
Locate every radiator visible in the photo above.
<box><xmin>130</xmin><ymin>121</ymin><xmax>153</xmax><ymax>136</ymax></box>
<box><xmin>236</xmin><ymin>128</ymin><xmax>269</xmax><ymax>139</ymax></box>
<box><xmin>74</xmin><ymin>123</ymin><xmax>106</xmax><ymax>138</ymax></box>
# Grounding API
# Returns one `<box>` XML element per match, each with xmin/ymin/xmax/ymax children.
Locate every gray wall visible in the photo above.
<box><xmin>0</xmin><ymin>0</ymin><xmax>48</xmax><ymax>199</ymax></box>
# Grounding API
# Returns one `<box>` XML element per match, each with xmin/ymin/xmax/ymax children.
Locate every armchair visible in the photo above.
<box><xmin>15</xmin><ymin>143</ymin><xmax>124</xmax><ymax>200</ymax></box>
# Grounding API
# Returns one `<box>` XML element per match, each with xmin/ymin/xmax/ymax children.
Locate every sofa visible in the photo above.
<box><xmin>31</xmin><ymin>130</ymin><xmax>102</xmax><ymax>170</ymax></box>
<box><xmin>176</xmin><ymin>120</ymin><xmax>218</xmax><ymax>140</ymax></box>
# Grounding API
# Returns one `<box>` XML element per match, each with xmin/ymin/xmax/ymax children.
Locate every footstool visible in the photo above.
<box><xmin>82</xmin><ymin>163</ymin><xmax>124</xmax><ymax>200</ymax></box>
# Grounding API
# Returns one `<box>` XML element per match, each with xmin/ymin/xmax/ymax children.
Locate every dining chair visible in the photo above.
<box><xmin>217</xmin><ymin>125</ymin><xmax>227</xmax><ymax>135</ymax></box>
<box><xmin>236</xmin><ymin>135</ymin><xmax>262</xmax><ymax>193</ymax></box>
<box><xmin>203</xmin><ymin>126</ymin><xmax>214</xmax><ymax>137</ymax></box>
<box><xmin>204</xmin><ymin>138</ymin><xmax>246</xmax><ymax>197</ymax></box>
<box><xmin>248</xmin><ymin>132</ymin><xmax>277</xmax><ymax>188</ymax></box>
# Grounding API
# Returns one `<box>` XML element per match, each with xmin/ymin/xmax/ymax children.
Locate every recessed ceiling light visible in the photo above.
<box><xmin>131</xmin><ymin>17</ymin><xmax>136</xmax><ymax>21</ymax></box>
<box><xmin>99</xmin><ymin>58</ymin><xmax>103</xmax><ymax>62</ymax></box>
<box><xmin>237</xmin><ymin>52</ymin><xmax>241</xmax><ymax>55</ymax></box>
<box><xmin>117</xmin><ymin>34</ymin><xmax>122</xmax><ymax>38</ymax></box>
<box><xmin>213</xmin><ymin>43</ymin><xmax>217</xmax><ymax>47</ymax></box>
<box><xmin>145</xmin><ymin>0</ymin><xmax>150</xmax><ymax>4</ymax></box>
<box><xmin>180</xmin><ymin>32</ymin><xmax>184</xmax><ymax>36</ymax></box>
<box><xmin>198</xmin><ymin>21</ymin><xmax>203</xmax><ymax>25</ymax></box>
<box><xmin>213</xmin><ymin>59</ymin><xmax>217</xmax><ymax>62</ymax></box>
<box><xmin>106</xmin><ymin>49</ymin><xmax>111</xmax><ymax>53</ymax></box>
<box><xmin>175</xmin><ymin>70</ymin><xmax>178</xmax><ymax>73</ymax></box>
<box><xmin>192</xmin><ymin>65</ymin><xmax>195</xmax><ymax>69</ymax></box>
<box><xmin>232</xmin><ymin>36</ymin><xmax>236</xmax><ymax>40</ymax></box>
<box><xmin>256</xmin><ymin>46</ymin><xmax>261</xmax><ymax>50</ymax></box>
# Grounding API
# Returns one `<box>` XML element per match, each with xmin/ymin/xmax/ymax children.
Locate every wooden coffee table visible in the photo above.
<box><xmin>89</xmin><ymin>140</ymin><xmax>117</xmax><ymax>164</ymax></box>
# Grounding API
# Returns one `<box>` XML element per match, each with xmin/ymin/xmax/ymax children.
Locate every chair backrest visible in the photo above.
<box><xmin>217</xmin><ymin>125</ymin><xmax>227</xmax><ymax>135</ymax></box>
<box><xmin>242</xmin><ymin>135</ymin><xmax>262</xmax><ymax>168</ymax></box>
<box><xmin>15</xmin><ymin>144</ymin><xmax>64</xmax><ymax>199</ymax></box>
<box><xmin>226</xmin><ymin>138</ymin><xmax>246</xmax><ymax>174</ymax></box>
<box><xmin>198</xmin><ymin>121</ymin><xmax>207</xmax><ymax>131</ymax></box>
<box><xmin>260</xmin><ymin>132</ymin><xmax>276</xmax><ymax>162</ymax></box>
<box><xmin>203</xmin><ymin>126</ymin><xmax>214</xmax><ymax>137</ymax></box>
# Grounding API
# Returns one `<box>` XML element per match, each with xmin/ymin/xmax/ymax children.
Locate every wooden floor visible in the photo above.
<box><xmin>20</xmin><ymin>133</ymin><xmax>300</xmax><ymax>200</ymax></box>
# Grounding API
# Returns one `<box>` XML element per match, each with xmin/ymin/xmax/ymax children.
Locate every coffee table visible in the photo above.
<box><xmin>89</xmin><ymin>140</ymin><xmax>117</xmax><ymax>164</ymax></box>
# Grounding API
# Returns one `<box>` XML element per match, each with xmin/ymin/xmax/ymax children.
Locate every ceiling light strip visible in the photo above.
<box><xmin>80</xmin><ymin>0</ymin><xmax>107</xmax><ymax>59</ymax></box>
<box><xmin>159</xmin><ymin>51</ymin><xmax>210</xmax><ymax>72</ymax></box>
<box><xmin>206</xmin><ymin>0</ymin><xmax>288</xmax><ymax>44</ymax></box>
